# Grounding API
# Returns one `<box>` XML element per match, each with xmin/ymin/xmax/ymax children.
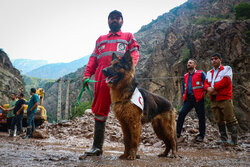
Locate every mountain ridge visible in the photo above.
<box><xmin>25</xmin><ymin>55</ymin><xmax>90</xmax><ymax>79</ymax></box>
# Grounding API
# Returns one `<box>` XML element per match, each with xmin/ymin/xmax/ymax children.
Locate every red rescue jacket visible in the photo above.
<box><xmin>204</xmin><ymin>65</ymin><xmax>233</xmax><ymax>101</ymax></box>
<box><xmin>84</xmin><ymin>30</ymin><xmax>139</xmax><ymax>120</ymax></box>
<box><xmin>183</xmin><ymin>70</ymin><xmax>205</xmax><ymax>102</ymax></box>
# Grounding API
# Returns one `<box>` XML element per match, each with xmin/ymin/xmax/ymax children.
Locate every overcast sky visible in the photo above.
<box><xmin>0</xmin><ymin>0</ymin><xmax>187</xmax><ymax>63</ymax></box>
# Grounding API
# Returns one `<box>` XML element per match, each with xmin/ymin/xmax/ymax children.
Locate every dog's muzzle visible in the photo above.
<box><xmin>102</xmin><ymin>67</ymin><xmax>109</xmax><ymax>77</ymax></box>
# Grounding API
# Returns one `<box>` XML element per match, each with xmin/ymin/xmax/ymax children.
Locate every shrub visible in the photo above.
<box><xmin>234</xmin><ymin>2</ymin><xmax>250</xmax><ymax>20</ymax></box>
<box><xmin>180</xmin><ymin>47</ymin><xmax>190</xmax><ymax>63</ymax></box>
<box><xmin>194</xmin><ymin>30</ymin><xmax>203</xmax><ymax>39</ymax></box>
<box><xmin>70</xmin><ymin>101</ymin><xmax>92</xmax><ymax>119</ymax></box>
<box><xmin>244</xmin><ymin>30</ymin><xmax>250</xmax><ymax>44</ymax></box>
<box><xmin>194</xmin><ymin>17</ymin><xmax>220</xmax><ymax>25</ymax></box>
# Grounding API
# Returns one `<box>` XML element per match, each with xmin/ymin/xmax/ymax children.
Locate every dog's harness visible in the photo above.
<box><xmin>110</xmin><ymin>88</ymin><xmax>144</xmax><ymax>112</ymax></box>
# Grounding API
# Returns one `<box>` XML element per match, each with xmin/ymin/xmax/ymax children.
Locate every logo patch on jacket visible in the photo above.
<box><xmin>98</xmin><ymin>45</ymin><xmax>105</xmax><ymax>52</ymax></box>
<box><xmin>196</xmin><ymin>81</ymin><xmax>200</xmax><ymax>85</ymax></box>
<box><xmin>117</xmin><ymin>43</ymin><xmax>126</xmax><ymax>52</ymax></box>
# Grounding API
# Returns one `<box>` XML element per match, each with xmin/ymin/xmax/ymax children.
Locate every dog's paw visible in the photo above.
<box><xmin>126</xmin><ymin>154</ymin><xmax>137</xmax><ymax>160</ymax></box>
<box><xmin>158</xmin><ymin>153</ymin><xmax>168</xmax><ymax>157</ymax></box>
<box><xmin>119</xmin><ymin>154</ymin><xmax>127</xmax><ymax>159</ymax></box>
<box><xmin>169</xmin><ymin>153</ymin><xmax>177</xmax><ymax>158</ymax></box>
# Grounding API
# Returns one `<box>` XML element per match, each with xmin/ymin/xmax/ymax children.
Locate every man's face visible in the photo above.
<box><xmin>211</xmin><ymin>56</ymin><xmax>222</xmax><ymax>68</ymax></box>
<box><xmin>108</xmin><ymin>13</ymin><xmax>123</xmax><ymax>33</ymax></box>
<box><xmin>187</xmin><ymin>60</ymin><xmax>196</xmax><ymax>70</ymax></box>
<box><xmin>17</xmin><ymin>94</ymin><xmax>21</xmax><ymax>99</ymax></box>
<box><xmin>10</xmin><ymin>94</ymin><xmax>16</xmax><ymax>100</ymax></box>
<box><xmin>30</xmin><ymin>90</ymin><xmax>32</xmax><ymax>95</ymax></box>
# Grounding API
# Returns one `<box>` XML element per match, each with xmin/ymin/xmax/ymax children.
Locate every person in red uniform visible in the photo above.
<box><xmin>177</xmin><ymin>59</ymin><xmax>206</xmax><ymax>142</ymax></box>
<box><xmin>83</xmin><ymin>10</ymin><xmax>139</xmax><ymax>156</ymax></box>
<box><xmin>204</xmin><ymin>53</ymin><xmax>238</xmax><ymax>146</ymax></box>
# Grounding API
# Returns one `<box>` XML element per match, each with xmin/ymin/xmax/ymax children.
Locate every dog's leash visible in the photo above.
<box><xmin>77</xmin><ymin>78</ymin><xmax>106</xmax><ymax>105</ymax></box>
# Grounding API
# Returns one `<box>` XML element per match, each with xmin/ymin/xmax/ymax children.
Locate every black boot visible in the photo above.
<box><xmin>85</xmin><ymin>120</ymin><xmax>106</xmax><ymax>156</ymax></box>
<box><xmin>22</xmin><ymin>127</ymin><xmax>32</xmax><ymax>139</ymax></box>
<box><xmin>216</xmin><ymin>124</ymin><xmax>228</xmax><ymax>145</ymax></box>
<box><xmin>226</xmin><ymin>124</ymin><xmax>238</xmax><ymax>146</ymax></box>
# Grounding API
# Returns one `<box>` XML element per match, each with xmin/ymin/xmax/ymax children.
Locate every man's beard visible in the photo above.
<box><xmin>109</xmin><ymin>23</ymin><xmax>122</xmax><ymax>33</ymax></box>
<box><xmin>187</xmin><ymin>66</ymin><xmax>194</xmax><ymax>70</ymax></box>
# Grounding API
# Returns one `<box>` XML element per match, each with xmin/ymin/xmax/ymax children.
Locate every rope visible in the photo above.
<box><xmin>77</xmin><ymin>78</ymin><xmax>106</xmax><ymax>105</ymax></box>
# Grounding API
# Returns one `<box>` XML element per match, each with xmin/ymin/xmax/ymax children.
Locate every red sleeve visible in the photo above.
<box><xmin>84</xmin><ymin>41</ymin><xmax>99</xmax><ymax>77</ymax></box>
<box><xmin>203</xmin><ymin>79</ymin><xmax>210</xmax><ymax>91</ymax></box>
<box><xmin>128</xmin><ymin>33</ymin><xmax>140</xmax><ymax>66</ymax></box>
<box><xmin>213</xmin><ymin>77</ymin><xmax>231</xmax><ymax>90</ymax></box>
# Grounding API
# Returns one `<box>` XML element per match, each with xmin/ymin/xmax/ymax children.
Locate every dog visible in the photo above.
<box><xmin>102</xmin><ymin>50</ymin><xmax>177</xmax><ymax>160</ymax></box>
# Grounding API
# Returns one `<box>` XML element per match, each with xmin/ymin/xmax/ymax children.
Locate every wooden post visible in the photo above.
<box><xmin>57</xmin><ymin>78</ymin><xmax>62</xmax><ymax>122</ymax></box>
<box><xmin>65</xmin><ymin>80</ymin><xmax>70</xmax><ymax>120</ymax></box>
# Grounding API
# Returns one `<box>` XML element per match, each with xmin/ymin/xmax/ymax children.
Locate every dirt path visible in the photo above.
<box><xmin>1</xmin><ymin>132</ymin><xmax>249</xmax><ymax>167</ymax></box>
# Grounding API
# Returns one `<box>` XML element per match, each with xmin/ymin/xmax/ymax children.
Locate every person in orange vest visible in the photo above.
<box><xmin>82</xmin><ymin>10</ymin><xmax>139</xmax><ymax>156</ymax></box>
<box><xmin>204</xmin><ymin>53</ymin><xmax>238</xmax><ymax>146</ymax></box>
<box><xmin>177</xmin><ymin>58</ymin><xmax>206</xmax><ymax>142</ymax></box>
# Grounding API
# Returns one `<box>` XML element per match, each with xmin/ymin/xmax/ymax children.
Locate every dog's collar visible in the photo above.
<box><xmin>110</xmin><ymin>100</ymin><xmax>129</xmax><ymax>113</ymax></box>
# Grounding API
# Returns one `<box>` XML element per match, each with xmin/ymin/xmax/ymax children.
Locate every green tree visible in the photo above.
<box><xmin>234</xmin><ymin>3</ymin><xmax>250</xmax><ymax>20</ymax></box>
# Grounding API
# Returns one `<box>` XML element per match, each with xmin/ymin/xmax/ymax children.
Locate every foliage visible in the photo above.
<box><xmin>186</xmin><ymin>2</ymin><xmax>197</xmax><ymax>10</ymax></box>
<box><xmin>244</xmin><ymin>30</ymin><xmax>250</xmax><ymax>44</ymax></box>
<box><xmin>205</xmin><ymin>95</ymin><xmax>215</xmax><ymax>123</ymax></box>
<box><xmin>193</xmin><ymin>17</ymin><xmax>220</xmax><ymax>25</ymax></box>
<box><xmin>47</xmin><ymin>112</ymin><xmax>53</xmax><ymax>123</ymax></box>
<box><xmin>175</xmin><ymin>105</ymin><xmax>182</xmax><ymax>114</ymax></box>
<box><xmin>216</xmin><ymin>14</ymin><xmax>230</xmax><ymax>19</ymax></box>
<box><xmin>180</xmin><ymin>47</ymin><xmax>190</xmax><ymax>64</ymax></box>
<box><xmin>234</xmin><ymin>2</ymin><xmax>250</xmax><ymax>20</ymax></box>
<box><xmin>194</xmin><ymin>30</ymin><xmax>203</xmax><ymax>39</ymax></box>
<box><xmin>22</xmin><ymin>75</ymin><xmax>55</xmax><ymax>98</ymax></box>
<box><xmin>70</xmin><ymin>101</ymin><xmax>92</xmax><ymax>119</ymax></box>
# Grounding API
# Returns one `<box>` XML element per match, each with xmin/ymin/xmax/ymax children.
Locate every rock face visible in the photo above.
<box><xmin>0</xmin><ymin>49</ymin><xmax>24</xmax><ymax>104</ymax></box>
<box><xmin>134</xmin><ymin>0</ymin><xmax>250</xmax><ymax>131</ymax></box>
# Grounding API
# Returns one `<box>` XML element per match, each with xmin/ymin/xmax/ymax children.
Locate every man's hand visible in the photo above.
<box><xmin>211</xmin><ymin>90</ymin><xmax>218</xmax><ymax>95</ymax></box>
<box><xmin>207</xmin><ymin>87</ymin><xmax>217</xmax><ymax>95</ymax></box>
<box><xmin>16</xmin><ymin>111</ymin><xmax>20</xmax><ymax>115</ymax></box>
<box><xmin>82</xmin><ymin>76</ymin><xmax>90</xmax><ymax>86</ymax></box>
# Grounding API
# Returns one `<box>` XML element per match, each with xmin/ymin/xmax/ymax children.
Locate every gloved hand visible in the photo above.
<box><xmin>82</xmin><ymin>76</ymin><xmax>90</xmax><ymax>86</ymax></box>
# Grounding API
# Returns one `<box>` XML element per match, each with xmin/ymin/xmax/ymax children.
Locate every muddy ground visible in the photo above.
<box><xmin>1</xmin><ymin>110</ymin><xmax>250</xmax><ymax>167</ymax></box>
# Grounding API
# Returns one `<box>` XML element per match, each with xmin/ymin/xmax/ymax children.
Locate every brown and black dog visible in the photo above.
<box><xmin>102</xmin><ymin>50</ymin><xmax>177</xmax><ymax>160</ymax></box>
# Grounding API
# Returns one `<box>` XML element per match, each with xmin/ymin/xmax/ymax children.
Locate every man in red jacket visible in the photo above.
<box><xmin>177</xmin><ymin>59</ymin><xmax>206</xmax><ymax>142</ymax></box>
<box><xmin>204</xmin><ymin>53</ymin><xmax>238</xmax><ymax>146</ymax></box>
<box><xmin>82</xmin><ymin>10</ymin><xmax>139</xmax><ymax>156</ymax></box>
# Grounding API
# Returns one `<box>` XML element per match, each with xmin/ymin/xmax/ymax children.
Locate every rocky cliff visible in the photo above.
<box><xmin>0</xmin><ymin>49</ymin><xmax>24</xmax><ymax>104</ymax></box>
<box><xmin>134</xmin><ymin>0</ymin><xmax>250</xmax><ymax>131</ymax></box>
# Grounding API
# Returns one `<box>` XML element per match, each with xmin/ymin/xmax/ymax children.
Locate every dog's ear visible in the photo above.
<box><xmin>112</xmin><ymin>53</ymin><xmax>119</xmax><ymax>61</ymax></box>
<box><xmin>122</xmin><ymin>50</ymin><xmax>132</xmax><ymax>64</ymax></box>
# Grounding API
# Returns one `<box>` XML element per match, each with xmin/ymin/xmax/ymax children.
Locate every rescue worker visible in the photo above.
<box><xmin>177</xmin><ymin>59</ymin><xmax>206</xmax><ymax>142</ymax></box>
<box><xmin>10</xmin><ymin>93</ymin><xmax>26</xmax><ymax>137</ymax></box>
<box><xmin>23</xmin><ymin>88</ymin><xmax>39</xmax><ymax>139</ymax></box>
<box><xmin>204</xmin><ymin>53</ymin><xmax>239</xmax><ymax>146</ymax></box>
<box><xmin>1</xmin><ymin>93</ymin><xmax>17</xmax><ymax>136</ymax></box>
<box><xmin>82</xmin><ymin>10</ymin><xmax>139</xmax><ymax>156</ymax></box>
